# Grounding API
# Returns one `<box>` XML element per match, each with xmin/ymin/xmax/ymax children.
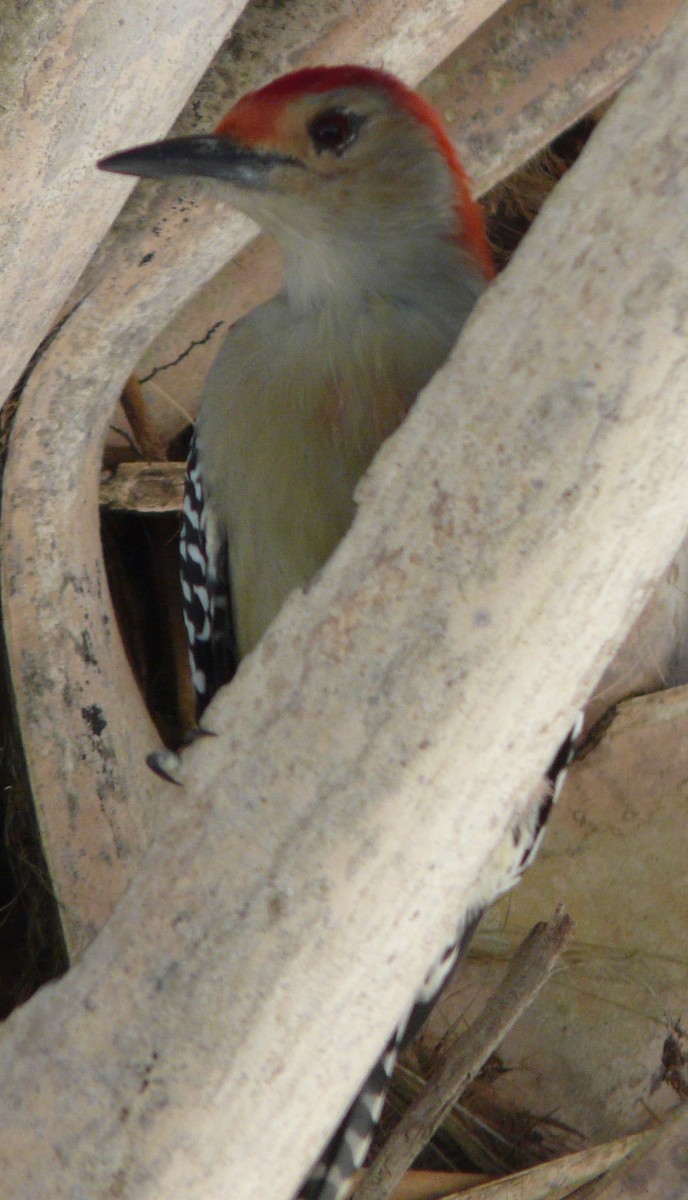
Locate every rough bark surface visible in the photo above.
<box><xmin>0</xmin><ymin>0</ymin><xmax>247</xmax><ymax>405</ymax></box>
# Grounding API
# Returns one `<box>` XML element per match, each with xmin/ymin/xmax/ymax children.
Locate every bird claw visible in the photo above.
<box><xmin>180</xmin><ymin>725</ymin><xmax>217</xmax><ymax>746</ymax></box>
<box><xmin>146</xmin><ymin>726</ymin><xmax>217</xmax><ymax>784</ymax></box>
<box><xmin>146</xmin><ymin>748</ymin><xmax>184</xmax><ymax>786</ymax></box>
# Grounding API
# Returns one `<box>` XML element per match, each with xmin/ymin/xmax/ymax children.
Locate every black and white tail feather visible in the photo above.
<box><xmin>179</xmin><ymin>432</ymin><xmax>582</xmax><ymax>1200</ymax></box>
<box><xmin>295</xmin><ymin>719</ymin><xmax>581</xmax><ymax>1200</ymax></box>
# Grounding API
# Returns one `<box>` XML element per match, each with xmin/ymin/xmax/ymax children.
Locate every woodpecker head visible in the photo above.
<box><xmin>100</xmin><ymin>65</ymin><xmax>492</xmax><ymax>292</ymax></box>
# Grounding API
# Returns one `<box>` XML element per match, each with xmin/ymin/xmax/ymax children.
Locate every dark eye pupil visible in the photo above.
<box><xmin>309</xmin><ymin>109</ymin><xmax>358</xmax><ymax>154</ymax></box>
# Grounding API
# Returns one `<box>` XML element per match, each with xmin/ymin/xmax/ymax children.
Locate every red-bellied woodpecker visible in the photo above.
<box><xmin>100</xmin><ymin>65</ymin><xmax>577</xmax><ymax>1200</ymax></box>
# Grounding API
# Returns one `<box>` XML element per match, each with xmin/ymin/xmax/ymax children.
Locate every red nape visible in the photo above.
<box><xmin>215</xmin><ymin>65</ymin><xmax>494</xmax><ymax>281</ymax></box>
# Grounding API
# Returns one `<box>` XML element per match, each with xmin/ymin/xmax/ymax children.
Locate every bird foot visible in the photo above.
<box><xmin>146</xmin><ymin>725</ymin><xmax>217</xmax><ymax>784</ymax></box>
<box><xmin>146</xmin><ymin>748</ymin><xmax>184</xmax><ymax>785</ymax></box>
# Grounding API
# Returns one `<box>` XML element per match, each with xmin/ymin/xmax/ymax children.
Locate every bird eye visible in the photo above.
<box><xmin>308</xmin><ymin>109</ymin><xmax>364</xmax><ymax>155</ymax></box>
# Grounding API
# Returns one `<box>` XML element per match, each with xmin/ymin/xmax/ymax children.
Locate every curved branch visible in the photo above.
<box><xmin>0</xmin><ymin>0</ymin><xmax>507</xmax><ymax>958</ymax></box>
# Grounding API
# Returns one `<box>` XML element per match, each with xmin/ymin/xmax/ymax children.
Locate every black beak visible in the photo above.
<box><xmin>98</xmin><ymin>135</ymin><xmax>299</xmax><ymax>189</ymax></box>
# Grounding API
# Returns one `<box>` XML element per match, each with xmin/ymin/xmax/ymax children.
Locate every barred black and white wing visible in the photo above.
<box><xmin>180</xmin><ymin>428</ymin><xmax>580</xmax><ymax>1200</ymax></box>
<box><xmin>298</xmin><ymin>720</ymin><xmax>581</xmax><ymax>1200</ymax></box>
<box><xmin>180</xmin><ymin>431</ymin><xmax>236</xmax><ymax>718</ymax></box>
